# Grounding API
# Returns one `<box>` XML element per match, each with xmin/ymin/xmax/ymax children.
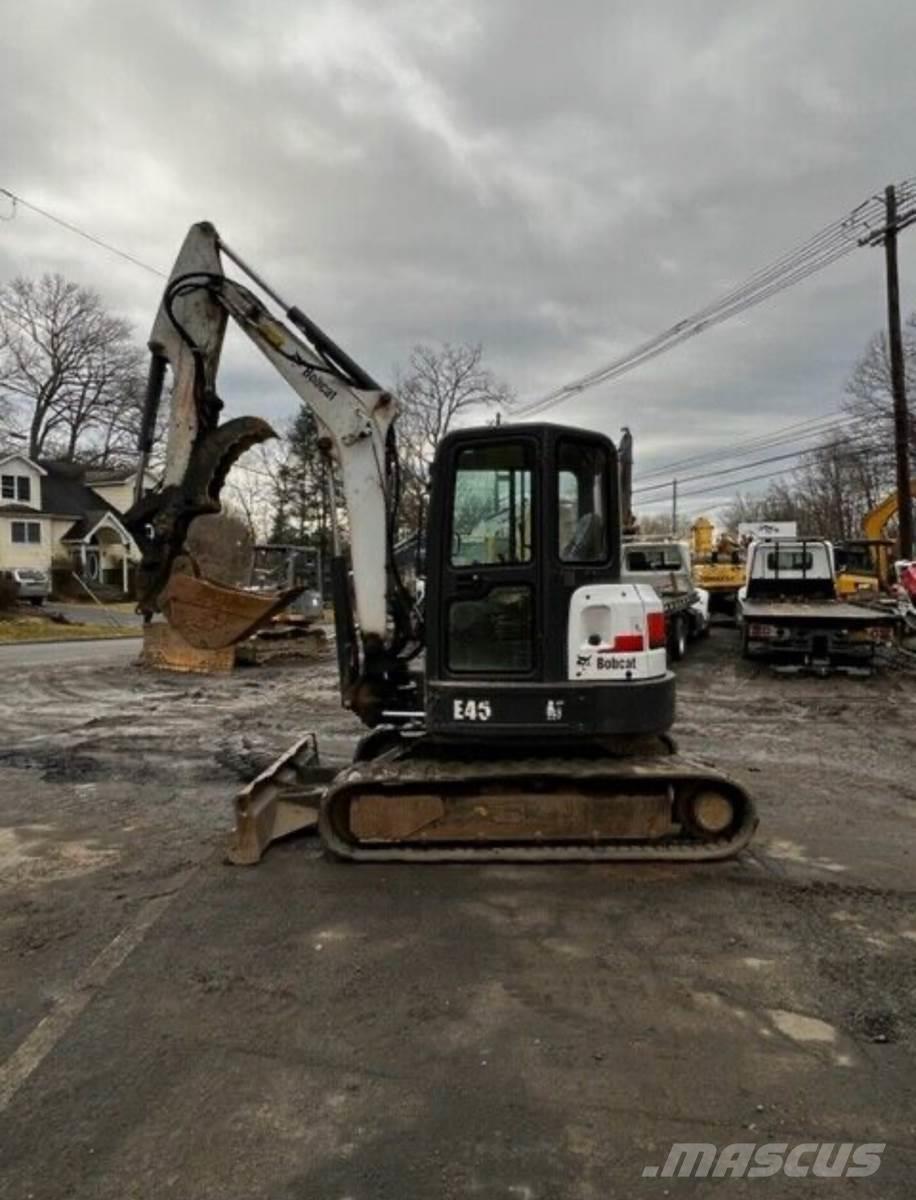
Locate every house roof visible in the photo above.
<box><xmin>60</xmin><ymin>509</ymin><xmax>132</xmax><ymax>544</ymax></box>
<box><xmin>35</xmin><ymin>460</ymin><xmax>125</xmax><ymax>520</ymax></box>
<box><xmin>83</xmin><ymin>465</ymin><xmax>137</xmax><ymax>484</ymax></box>
<box><xmin>0</xmin><ymin>453</ymin><xmax>47</xmax><ymax>475</ymax></box>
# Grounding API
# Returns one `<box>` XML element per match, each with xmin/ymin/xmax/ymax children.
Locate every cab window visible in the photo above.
<box><xmin>558</xmin><ymin>442</ymin><xmax>608</xmax><ymax>562</ymax></box>
<box><xmin>766</xmin><ymin>550</ymin><xmax>813</xmax><ymax>572</ymax></box>
<box><xmin>625</xmin><ymin>546</ymin><xmax>683</xmax><ymax>572</ymax></box>
<box><xmin>450</xmin><ymin>443</ymin><xmax>533</xmax><ymax>567</ymax></box>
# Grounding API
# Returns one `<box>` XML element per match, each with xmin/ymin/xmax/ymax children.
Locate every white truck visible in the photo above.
<box><xmin>737</xmin><ymin>537</ymin><xmax>895</xmax><ymax>672</ymax></box>
<box><xmin>621</xmin><ymin>539</ymin><xmax>710</xmax><ymax>661</ymax></box>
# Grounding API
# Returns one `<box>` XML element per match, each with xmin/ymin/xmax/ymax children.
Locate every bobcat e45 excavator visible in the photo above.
<box><xmin>124</xmin><ymin>222</ymin><xmax>756</xmax><ymax>863</ymax></box>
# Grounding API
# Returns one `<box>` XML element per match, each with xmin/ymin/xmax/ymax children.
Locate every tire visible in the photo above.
<box><xmin>29</xmin><ymin>597</ymin><xmax>44</xmax><ymax>607</ymax></box>
<box><xmin>741</xmin><ymin>629</ymin><xmax>754</xmax><ymax>660</ymax></box>
<box><xmin>668</xmin><ymin>615</ymin><xmax>688</xmax><ymax>662</ymax></box>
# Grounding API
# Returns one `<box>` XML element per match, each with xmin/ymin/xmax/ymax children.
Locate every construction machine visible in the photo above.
<box><xmin>249</xmin><ymin>543</ymin><xmax>323</xmax><ymax>621</ymax></box>
<box><xmin>835</xmin><ymin>481</ymin><xmax>916</xmax><ymax>597</ymax></box>
<box><xmin>690</xmin><ymin>520</ymin><xmax>746</xmax><ymax>613</ymax></box>
<box><xmin>124</xmin><ymin>222</ymin><xmax>756</xmax><ymax>863</ymax></box>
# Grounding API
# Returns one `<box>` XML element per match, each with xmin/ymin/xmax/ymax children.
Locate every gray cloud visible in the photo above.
<box><xmin>2</xmin><ymin>0</ymin><xmax>915</xmax><ymax>515</ymax></box>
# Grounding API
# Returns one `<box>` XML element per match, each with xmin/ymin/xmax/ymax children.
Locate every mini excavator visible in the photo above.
<box><xmin>125</xmin><ymin>223</ymin><xmax>756</xmax><ymax>862</ymax></box>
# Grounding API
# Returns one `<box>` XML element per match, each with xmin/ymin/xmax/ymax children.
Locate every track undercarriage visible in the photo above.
<box><xmin>228</xmin><ymin>733</ymin><xmax>757</xmax><ymax>865</ymax></box>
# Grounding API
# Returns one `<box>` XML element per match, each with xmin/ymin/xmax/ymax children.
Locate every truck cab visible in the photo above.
<box><xmin>739</xmin><ymin>538</ymin><xmax>837</xmax><ymax>605</ymax></box>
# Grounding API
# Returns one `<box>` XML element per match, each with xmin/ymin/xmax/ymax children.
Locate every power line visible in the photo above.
<box><xmin>633</xmin><ymin>435</ymin><xmax>868</xmax><ymax>495</ymax></box>
<box><xmin>522</xmin><ymin>209</ymin><xmax>887</xmax><ymax>412</ymax></box>
<box><xmin>514</xmin><ymin>180</ymin><xmax>913</xmax><ymax>417</ymax></box>
<box><xmin>0</xmin><ymin>187</ymin><xmax>166</xmax><ymax>278</ymax></box>
<box><xmin>633</xmin><ymin>413</ymin><xmax>863</xmax><ymax>484</ymax></box>
<box><xmin>518</xmin><ymin>236</ymin><xmax>864</xmax><ymax>416</ymax></box>
<box><xmin>636</xmin><ymin>450</ymin><xmax>898</xmax><ymax>507</ymax></box>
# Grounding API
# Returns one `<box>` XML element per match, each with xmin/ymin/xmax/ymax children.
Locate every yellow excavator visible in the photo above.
<box><xmin>123</xmin><ymin>222</ymin><xmax>757</xmax><ymax>864</ymax></box>
<box><xmin>835</xmin><ymin>481</ymin><xmax>916</xmax><ymax>597</ymax></box>
<box><xmin>690</xmin><ymin>517</ymin><xmax>746</xmax><ymax>612</ymax></box>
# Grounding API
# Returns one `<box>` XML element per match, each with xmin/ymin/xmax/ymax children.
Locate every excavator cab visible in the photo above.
<box><xmin>422</xmin><ymin>424</ymin><xmax>674</xmax><ymax>741</ymax></box>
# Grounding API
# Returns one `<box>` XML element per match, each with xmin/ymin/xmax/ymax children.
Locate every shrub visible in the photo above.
<box><xmin>0</xmin><ymin>576</ymin><xmax>19</xmax><ymax>611</ymax></box>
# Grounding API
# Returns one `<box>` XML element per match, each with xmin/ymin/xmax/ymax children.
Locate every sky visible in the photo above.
<box><xmin>2</xmin><ymin>0</ymin><xmax>915</xmax><ymax>520</ymax></box>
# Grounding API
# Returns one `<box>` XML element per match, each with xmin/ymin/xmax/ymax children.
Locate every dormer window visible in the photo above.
<box><xmin>1</xmin><ymin>474</ymin><xmax>31</xmax><ymax>503</ymax></box>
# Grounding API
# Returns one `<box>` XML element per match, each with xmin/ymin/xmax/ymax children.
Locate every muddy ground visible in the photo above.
<box><xmin>0</xmin><ymin>630</ymin><xmax>913</xmax><ymax>1198</ymax></box>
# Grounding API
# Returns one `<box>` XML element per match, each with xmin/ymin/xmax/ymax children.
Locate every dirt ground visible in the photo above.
<box><xmin>0</xmin><ymin>629</ymin><xmax>914</xmax><ymax>1198</ymax></box>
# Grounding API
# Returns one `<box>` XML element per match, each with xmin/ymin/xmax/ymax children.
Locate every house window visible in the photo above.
<box><xmin>1</xmin><ymin>475</ymin><xmax>31</xmax><ymax>502</ymax></box>
<box><xmin>11</xmin><ymin>521</ymin><xmax>41</xmax><ymax>544</ymax></box>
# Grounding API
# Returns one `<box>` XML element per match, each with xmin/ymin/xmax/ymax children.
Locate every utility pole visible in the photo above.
<box><xmin>878</xmin><ymin>185</ymin><xmax>913</xmax><ymax>559</ymax></box>
<box><xmin>671</xmin><ymin>478</ymin><xmax>678</xmax><ymax>536</ymax></box>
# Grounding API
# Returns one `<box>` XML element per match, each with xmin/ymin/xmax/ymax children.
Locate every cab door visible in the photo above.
<box><xmin>431</xmin><ymin>435</ymin><xmax>540</xmax><ymax>680</ymax></box>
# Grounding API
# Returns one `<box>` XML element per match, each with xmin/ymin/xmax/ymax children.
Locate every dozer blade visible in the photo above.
<box><xmin>319</xmin><ymin>752</ymin><xmax>758</xmax><ymax>863</ymax></box>
<box><xmin>160</xmin><ymin>571</ymin><xmax>304</xmax><ymax>650</ymax></box>
<box><xmin>227</xmin><ymin>733</ymin><xmax>339</xmax><ymax>865</ymax></box>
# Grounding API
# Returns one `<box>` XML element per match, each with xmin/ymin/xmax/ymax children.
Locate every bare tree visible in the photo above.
<box><xmin>633</xmin><ymin>513</ymin><xmax>693</xmax><ymax>538</ymax></box>
<box><xmin>225</xmin><ymin>442</ymin><xmax>288</xmax><ymax>543</ymax></box>
<box><xmin>185</xmin><ymin>509</ymin><xmax>254</xmax><ymax>586</ymax></box>
<box><xmin>394</xmin><ymin>342</ymin><xmax>512</xmax><ymax>532</ymax></box>
<box><xmin>0</xmin><ymin>274</ymin><xmax>145</xmax><ymax>463</ymax></box>
<box><xmin>718</xmin><ymin>431</ymin><xmax>896</xmax><ymax>541</ymax></box>
<box><xmin>843</xmin><ymin>312</ymin><xmax>916</xmax><ymax>462</ymax></box>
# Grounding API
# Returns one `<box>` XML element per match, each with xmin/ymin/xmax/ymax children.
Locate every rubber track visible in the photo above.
<box><xmin>319</xmin><ymin>753</ymin><xmax>758</xmax><ymax>863</ymax></box>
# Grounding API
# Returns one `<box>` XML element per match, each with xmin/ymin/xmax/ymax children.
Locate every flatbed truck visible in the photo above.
<box><xmin>621</xmin><ymin>540</ymin><xmax>709</xmax><ymax>661</ymax></box>
<box><xmin>737</xmin><ymin>538</ymin><xmax>895</xmax><ymax>673</ymax></box>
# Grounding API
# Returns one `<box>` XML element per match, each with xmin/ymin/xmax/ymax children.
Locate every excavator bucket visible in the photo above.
<box><xmin>159</xmin><ymin>571</ymin><xmax>305</xmax><ymax>650</ymax></box>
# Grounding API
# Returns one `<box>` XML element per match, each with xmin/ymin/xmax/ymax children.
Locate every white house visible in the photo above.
<box><xmin>0</xmin><ymin>454</ymin><xmax>151</xmax><ymax>594</ymax></box>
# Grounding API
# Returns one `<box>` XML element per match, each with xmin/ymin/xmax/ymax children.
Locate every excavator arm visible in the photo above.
<box><xmin>125</xmin><ymin>222</ymin><xmax>414</xmax><ymax>720</ymax></box>
<box><xmin>862</xmin><ymin>479</ymin><xmax>916</xmax><ymax>542</ymax></box>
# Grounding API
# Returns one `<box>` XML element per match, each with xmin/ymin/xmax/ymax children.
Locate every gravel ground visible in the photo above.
<box><xmin>0</xmin><ymin>629</ymin><xmax>913</xmax><ymax>1198</ymax></box>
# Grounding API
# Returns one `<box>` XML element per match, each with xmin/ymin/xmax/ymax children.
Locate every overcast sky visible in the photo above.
<box><xmin>2</xmin><ymin>0</ymin><xmax>915</xmax><ymax>517</ymax></box>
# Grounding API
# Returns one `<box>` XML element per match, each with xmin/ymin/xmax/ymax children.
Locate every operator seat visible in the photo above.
<box><xmin>562</xmin><ymin>512</ymin><xmax>604</xmax><ymax>561</ymax></box>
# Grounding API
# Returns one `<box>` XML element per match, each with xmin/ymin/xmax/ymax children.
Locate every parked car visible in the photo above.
<box><xmin>0</xmin><ymin>567</ymin><xmax>51</xmax><ymax>606</ymax></box>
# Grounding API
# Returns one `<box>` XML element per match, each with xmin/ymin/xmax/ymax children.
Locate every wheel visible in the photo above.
<box><xmin>668</xmin><ymin>615</ymin><xmax>688</xmax><ymax>662</ymax></box>
<box><xmin>676</xmin><ymin>785</ymin><xmax>741</xmax><ymax>840</ymax></box>
<box><xmin>29</xmin><ymin>597</ymin><xmax>44</xmax><ymax>607</ymax></box>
